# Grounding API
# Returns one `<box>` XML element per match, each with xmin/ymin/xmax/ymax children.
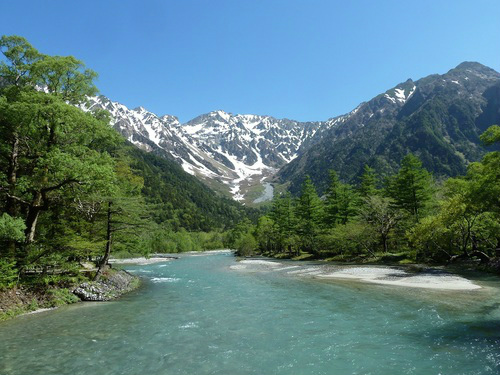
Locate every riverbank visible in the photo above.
<box><xmin>232</xmin><ymin>258</ymin><xmax>483</xmax><ymax>291</ymax></box>
<box><xmin>0</xmin><ymin>268</ymin><xmax>141</xmax><ymax>321</ymax></box>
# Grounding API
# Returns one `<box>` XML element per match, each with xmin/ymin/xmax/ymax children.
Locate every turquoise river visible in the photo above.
<box><xmin>1</xmin><ymin>252</ymin><xmax>500</xmax><ymax>375</ymax></box>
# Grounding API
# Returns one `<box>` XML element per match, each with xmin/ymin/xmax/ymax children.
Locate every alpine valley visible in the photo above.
<box><xmin>86</xmin><ymin>62</ymin><xmax>500</xmax><ymax>203</ymax></box>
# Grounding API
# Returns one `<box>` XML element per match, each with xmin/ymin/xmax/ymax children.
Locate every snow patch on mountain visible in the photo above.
<box><xmin>83</xmin><ymin>97</ymin><xmax>328</xmax><ymax>202</ymax></box>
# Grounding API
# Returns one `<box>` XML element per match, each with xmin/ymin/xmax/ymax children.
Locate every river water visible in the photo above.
<box><xmin>253</xmin><ymin>182</ymin><xmax>274</xmax><ymax>204</ymax></box>
<box><xmin>1</xmin><ymin>252</ymin><xmax>500</xmax><ymax>375</ymax></box>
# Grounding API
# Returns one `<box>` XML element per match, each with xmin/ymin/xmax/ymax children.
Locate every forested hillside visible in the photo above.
<box><xmin>278</xmin><ymin>62</ymin><xmax>500</xmax><ymax>194</ymax></box>
<box><xmin>125</xmin><ymin>145</ymin><xmax>254</xmax><ymax>231</ymax></box>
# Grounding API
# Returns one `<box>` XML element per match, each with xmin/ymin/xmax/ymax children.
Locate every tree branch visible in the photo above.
<box><xmin>41</xmin><ymin>179</ymin><xmax>83</xmax><ymax>193</ymax></box>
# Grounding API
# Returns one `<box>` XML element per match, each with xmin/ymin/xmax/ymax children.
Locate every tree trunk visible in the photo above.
<box><xmin>24</xmin><ymin>192</ymin><xmax>43</xmax><ymax>244</ymax></box>
<box><xmin>95</xmin><ymin>201</ymin><xmax>113</xmax><ymax>281</ymax></box>
<box><xmin>382</xmin><ymin>233</ymin><xmax>388</xmax><ymax>253</ymax></box>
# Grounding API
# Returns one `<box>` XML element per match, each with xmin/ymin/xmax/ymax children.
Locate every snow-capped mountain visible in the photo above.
<box><xmin>85</xmin><ymin>62</ymin><xmax>500</xmax><ymax>203</ymax></box>
<box><xmin>84</xmin><ymin>96</ymin><xmax>333</xmax><ymax>202</ymax></box>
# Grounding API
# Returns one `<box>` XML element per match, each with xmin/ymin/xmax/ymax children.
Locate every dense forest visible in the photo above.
<box><xmin>237</xmin><ymin>141</ymin><xmax>500</xmax><ymax>267</ymax></box>
<box><xmin>0</xmin><ymin>36</ymin><xmax>255</xmax><ymax>290</ymax></box>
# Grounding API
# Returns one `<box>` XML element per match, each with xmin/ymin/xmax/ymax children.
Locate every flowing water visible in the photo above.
<box><xmin>1</xmin><ymin>252</ymin><xmax>500</xmax><ymax>375</ymax></box>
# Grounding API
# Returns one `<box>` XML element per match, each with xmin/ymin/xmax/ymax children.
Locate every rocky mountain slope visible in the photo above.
<box><xmin>277</xmin><ymin>62</ymin><xmax>500</xmax><ymax>193</ymax></box>
<box><xmin>84</xmin><ymin>97</ymin><xmax>347</xmax><ymax>202</ymax></box>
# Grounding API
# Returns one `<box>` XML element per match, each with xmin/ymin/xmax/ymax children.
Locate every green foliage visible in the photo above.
<box><xmin>324</xmin><ymin>171</ymin><xmax>359</xmax><ymax>226</ymax></box>
<box><xmin>255</xmin><ymin>216</ymin><xmax>275</xmax><ymax>252</ymax></box>
<box><xmin>359</xmin><ymin>196</ymin><xmax>402</xmax><ymax>253</ymax></box>
<box><xmin>0</xmin><ymin>213</ymin><xmax>25</xmax><ymax>242</ymax></box>
<box><xmin>144</xmin><ymin>228</ymin><xmax>226</xmax><ymax>254</ymax></box>
<box><xmin>0</xmin><ymin>259</ymin><xmax>17</xmax><ymax>289</ymax></box>
<box><xmin>480</xmin><ymin>124</ymin><xmax>500</xmax><ymax>146</ymax></box>
<box><xmin>359</xmin><ymin>165</ymin><xmax>378</xmax><ymax>198</ymax></box>
<box><xmin>47</xmin><ymin>288</ymin><xmax>80</xmax><ymax>307</ymax></box>
<box><xmin>268</xmin><ymin>192</ymin><xmax>297</xmax><ymax>253</ymax></box>
<box><xmin>409</xmin><ymin>127</ymin><xmax>500</xmax><ymax>261</ymax></box>
<box><xmin>386</xmin><ymin>154</ymin><xmax>433</xmax><ymax>222</ymax></box>
<box><xmin>318</xmin><ymin>222</ymin><xmax>377</xmax><ymax>258</ymax></box>
<box><xmin>296</xmin><ymin>176</ymin><xmax>323</xmax><ymax>254</ymax></box>
<box><xmin>234</xmin><ymin>232</ymin><xmax>258</xmax><ymax>256</ymax></box>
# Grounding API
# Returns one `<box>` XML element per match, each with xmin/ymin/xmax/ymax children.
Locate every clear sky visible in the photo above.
<box><xmin>2</xmin><ymin>0</ymin><xmax>500</xmax><ymax>122</ymax></box>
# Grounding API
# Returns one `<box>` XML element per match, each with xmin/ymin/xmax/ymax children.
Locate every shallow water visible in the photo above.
<box><xmin>1</xmin><ymin>253</ymin><xmax>500</xmax><ymax>375</ymax></box>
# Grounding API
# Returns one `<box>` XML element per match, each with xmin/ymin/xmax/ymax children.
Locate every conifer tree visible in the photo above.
<box><xmin>295</xmin><ymin>176</ymin><xmax>323</xmax><ymax>254</ymax></box>
<box><xmin>359</xmin><ymin>165</ymin><xmax>378</xmax><ymax>198</ymax></box>
<box><xmin>324</xmin><ymin>170</ymin><xmax>358</xmax><ymax>226</ymax></box>
<box><xmin>386</xmin><ymin>154</ymin><xmax>432</xmax><ymax>222</ymax></box>
<box><xmin>269</xmin><ymin>192</ymin><xmax>297</xmax><ymax>253</ymax></box>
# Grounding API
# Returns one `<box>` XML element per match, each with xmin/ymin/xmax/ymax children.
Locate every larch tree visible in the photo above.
<box><xmin>386</xmin><ymin>153</ymin><xmax>433</xmax><ymax>222</ymax></box>
<box><xmin>295</xmin><ymin>176</ymin><xmax>323</xmax><ymax>254</ymax></box>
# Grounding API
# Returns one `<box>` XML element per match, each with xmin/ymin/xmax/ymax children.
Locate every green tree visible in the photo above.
<box><xmin>0</xmin><ymin>36</ymin><xmax>118</xmax><ymax>266</ymax></box>
<box><xmin>324</xmin><ymin>170</ymin><xmax>358</xmax><ymax>226</ymax></box>
<box><xmin>94</xmin><ymin>160</ymin><xmax>148</xmax><ymax>279</ymax></box>
<box><xmin>359</xmin><ymin>196</ymin><xmax>402</xmax><ymax>253</ymax></box>
<box><xmin>255</xmin><ymin>216</ymin><xmax>274</xmax><ymax>253</ymax></box>
<box><xmin>359</xmin><ymin>165</ymin><xmax>378</xmax><ymax>198</ymax></box>
<box><xmin>295</xmin><ymin>176</ymin><xmax>323</xmax><ymax>254</ymax></box>
<box><xmin>269</xmin><ymin>192</ymin><xmax>297</xmax><ymax>253</ymax></box>
<box><xmin>386</xmin><ymin>154</ymin><xmax>433</xmax><ymax>222</ymax></box>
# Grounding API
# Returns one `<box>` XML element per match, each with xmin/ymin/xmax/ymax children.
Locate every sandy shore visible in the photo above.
<box><xmin>232</xmin><ymin>260</ymin><xmax>482</xmax><ymax>291</ymax></box>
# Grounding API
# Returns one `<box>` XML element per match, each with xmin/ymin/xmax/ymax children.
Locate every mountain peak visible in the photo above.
<box><xmin>211</xmin><ymin>110</ymin><xmax>232</xmax><ymax>121</ymax></box>
<box><xmin>454</xmin><ymin>61</ymin><xmax>487</xmax><ymax>70</ymax></box>
<box><xmin>450</xmin><ymin>62</ymin><xmax>500</xmax><ymax>79</ymax></box>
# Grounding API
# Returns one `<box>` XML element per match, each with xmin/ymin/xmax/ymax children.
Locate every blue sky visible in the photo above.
<box><xmin>2</xmin><ymin>0</ymin><xmax>500</xmax><ymax>122</ymax></box>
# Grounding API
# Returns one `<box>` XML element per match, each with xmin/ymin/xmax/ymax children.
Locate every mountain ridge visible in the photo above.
<box><xmin>278</xmin><ymin>61</ymin><xmax>500</xmax><ymax>193</ymax></box>
<box><xmin>85</xmin><ymin>61</ymin><xmax>500</xmax><ymax>200</ymax></box>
